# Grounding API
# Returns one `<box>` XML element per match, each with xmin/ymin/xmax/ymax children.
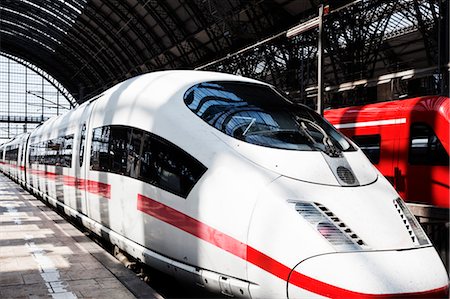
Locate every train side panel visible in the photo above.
<box><xmin>25</xmin><ymin>102</ymin><xmax>95</xmax><ymax>217</ymax></box>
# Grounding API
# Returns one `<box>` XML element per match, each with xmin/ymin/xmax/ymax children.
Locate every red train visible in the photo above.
<box><xmin>325</xmin><ymin>96</ymin><xmax>449</xmax><ymax>209</ymax></box>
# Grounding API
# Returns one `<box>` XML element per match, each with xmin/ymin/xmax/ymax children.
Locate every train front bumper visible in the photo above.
<box><xmin>287</xmin><ymin>246</ymin><xmax>449</xmax><ymax>298</ymax></box>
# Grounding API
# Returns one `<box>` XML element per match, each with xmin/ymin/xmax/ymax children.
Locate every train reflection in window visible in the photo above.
<box><xmin>184</xmin><ymin>81</ymin><xmax>355</xmax><ymax>153</ymax></box>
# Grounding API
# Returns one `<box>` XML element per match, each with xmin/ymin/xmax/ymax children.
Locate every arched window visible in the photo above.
<box><xmin>0</xmin><ymin>54</ymin><xmax>74</xmax><ymax>143</ymax></box>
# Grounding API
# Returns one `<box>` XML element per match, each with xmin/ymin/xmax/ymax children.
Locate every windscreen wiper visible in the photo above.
<box><xmin>295</xmin><ymin>117</ymin><xmax>342</xmax><ymax>157</ymax></box>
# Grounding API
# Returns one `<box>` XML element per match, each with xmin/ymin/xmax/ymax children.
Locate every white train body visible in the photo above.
<box><xmin>0</xmin><ymin>71</ymin><xmax>448</xmax><ymax>298</ymax></box>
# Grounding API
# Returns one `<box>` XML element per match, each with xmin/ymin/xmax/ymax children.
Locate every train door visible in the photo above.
<box><xmin>75</xmin><ymin>94</ymin><xmax>124</xmax><ymax>235</ymax></box>
<box><xmin>74</xmin><ymin>101</ymin><xmax>95</xmax><ymax>215</ymax></box>
<box><xmin>346</xmin><ymin>110</ymin><xmax>408</xmax><ymax>199</ymax></box>
<box><xmin>23</xmin><ymin>134</ymin><xmax>30</xmax><ymax>186</ymax></box>
<box><xmin>17</xmin><ymin>137</ymin><xmax>23</xmax><ymax>184</ymax></box>
<box><xmin>85</xmin><ymin>124</ymin><xmax>123</xmax><ymax>234</ymax></box>
<box><xmin>385</xmin><ymin>105</ymin><xmax>409</xmax><ymax>200</ymax></box>
<box><xmin>403</xmin><ymin>121</ymin><xmax>449</xmax><ymax>207</ymax></box>
<box><xmin>0</xmin><ymin>146</ymin><xmax>3</xmax><ymax>172</ymax></box>
<box><xmin>18</xmin><ymin>134</ymin><xmax>29</xmax><ymax>185</ymax></box>
<box><xmin>343</xmin><ymin>110</ymin><xmax>399</xmax><ymax>189</ymax></box>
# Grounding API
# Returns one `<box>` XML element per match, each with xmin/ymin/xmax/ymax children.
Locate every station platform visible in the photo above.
<box><xmin>0</xmin><ymin>173</ymin><xmax>163</xmax><ymax>299</ymax></box>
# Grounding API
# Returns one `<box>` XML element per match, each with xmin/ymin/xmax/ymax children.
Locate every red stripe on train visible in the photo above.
<box><xmin>137</xmin><ymin>194</ymin><xmax>246</xmax><ymax>259</ymax></box>
<box><xmin>26</xmin><ymin>168</ymin><xmax>110</xmax><ymax>198</ymax></box>
<box><xmin>86</xmin><ymin>179</ymin><xmax>110</xmax><ymax>198</ymax></box>
<box><xmin>137</xmin><ymin>194</ymin><xmax>449</xmax><ymax>299</ymax></box>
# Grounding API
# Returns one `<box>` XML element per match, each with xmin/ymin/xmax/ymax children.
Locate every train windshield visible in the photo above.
<box><xmin>184</xmin><ymin>81</ymin><xmax>355</xmax><ymax>154</ymax></box>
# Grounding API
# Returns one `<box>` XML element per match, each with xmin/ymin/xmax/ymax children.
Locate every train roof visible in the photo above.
<box><xmin>99</xmin><ymin>70</ymin><xmax>266</xmax><ymax>99</ymax></box>
<box><xmin>17</xmin><ymin>70</ymin><xmax>275</xmax><ymax>146</ymax></box>
<box><xmin>325</xmin><ymin>96</ymin><xmax>449</xmax><ymax>124</ymax></box>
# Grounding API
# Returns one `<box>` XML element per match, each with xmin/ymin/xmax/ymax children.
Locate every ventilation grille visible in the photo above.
<box><xmin>336</xmin><ymin>166</ymin><xmax>356</xmax><ymax>185</ymax></box>
<box><xmin>293</xmin><ymin>201</ymin><xmax>366</xmax><ymax>251</ymax></box>
<box><xmin>314</xmin><ymin>203</ymin><xmax>366</xmax><ymax>246</ymax></box>
<box><xmin>393</xmin><ymin>199</ymin><xmax>429</xmax><ymax>246</ymax></box>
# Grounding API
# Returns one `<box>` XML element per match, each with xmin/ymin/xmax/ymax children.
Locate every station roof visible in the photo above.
<box><xmin>1</xmin><ymin>0</ymin><xmax>324</xmax><ymax>104</ymax></box>
<box><xmin>0</xmin><ymin>0</ymin><xmax>446</xmax><ymax>106</ymax></box>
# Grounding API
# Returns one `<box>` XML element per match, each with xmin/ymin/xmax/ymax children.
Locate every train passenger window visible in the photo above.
<box><xmin>91</xmin><ymin>126</ymin><xmax>111</xmax><ymax>172</ymax></box>
<box><xmin>28</xmin><ymin>134</ymin><xmax>74</xmax><ymax>167</ymax></box>
<box><xmin>351</xmin><ymin>135</ymin><xmax>381</xmax><ymax>164</ymax></box>
<box><xmin>109</xmin><ymin>127</ymin><xmax>131</xmax><ymax>174</ymax></box>
<box><xmin>5</xmin><ymin>145</ymin><xmax>19</xmax><ymax>162</ymax></box>
<box><xmin>28</xmin><ymin>139</ymin><xmax>36</xmax><ymax>164</ymax></box>
<box><xmin>90</xmin><ymin>125</ymin><xmax>207</xmax><ymax>198</ymax></box>
<box><xmin>60</xmin><ymin>134</ymin><xmax>74</xmax><ymax>167</ymax></box>
<box><xmin>90</xmin><ymin>126</ymin><xmax>138</xmax><ymax>175</ymax></box>
<box><xmin>128</xmin><ymin>129</ymin><xmax>143</xmax><ymax>178</ymax></box>
<box><xmin>409</xmin><ymin>123</ymin><xmax>449</xmax><ymax>166</ymax></box>
<box><xmin>139</xmin><ymin>133</ymin><xmax>206</xmax><ymax>198</ymax></box>
<box><xmin>184</xmin><ymin>81</ymin><xmax>355</xmax><ymax>153</ymax></box>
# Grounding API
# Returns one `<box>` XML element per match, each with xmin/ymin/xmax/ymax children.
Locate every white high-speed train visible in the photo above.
<box><xmin>0</xmin><ymin>71</ymin><xmax>448</xmax><ymax>298</ymax></box>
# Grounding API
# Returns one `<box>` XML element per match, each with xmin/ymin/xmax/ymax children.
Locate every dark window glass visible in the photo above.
<box><xmin>28</xmin><ymin>139</ymin><xmax>34</xmax><ymax>164</ymax></box>
<box><xmin>28</xmin><ymin>134</ymin><xmax>74</xmax><ymax>167</ymax></box>
<box><xmin>128</xmin><ymin>129</ymin><xmax>143</xmax><ymax>178</ymax></box>
<box><xmin>5</xmin><ymin>145</ymin><xmax>19</xmax><ymax>162</ymax></box>
<box><xmin>90</xmin><ymin>125</ymin><xmax>207</xmax><ymax>198</ymax></box>
<box><xmin>138</xmin><ymin>133</ymin><xmax>206</xmax><ymax>198</ymax></box>
<box><xmin>184</xmin><ymin>82</ymin><xmax>355</xmax><ymax>155</ymax></box>
<box><xmin>28</xmin><ymin>137</ymin><xmax>38</xmax><ymax>165</ymax></box>
<box><xmin>91</xmin><ymin>126</ymin><xmax>111</xmax><ymax>171</ymax></box>
<box><xmin>352</xmin><ymin>135</ymin><xmax>381</xmax><ymax>164</ymax></box>
<box><xmin>67</xmin><ymin>136</ymin><xmax>74</xmax><ymax>166</ymax></box>
<box><xmin>109</xmin><ymin>127</ymin><xmax>130</xmax><ymax>174</ymax></box>
<box><xmin>409</xmin><ymin>123</ymin><xmax>449</xmax><ymax>166</ymax></box>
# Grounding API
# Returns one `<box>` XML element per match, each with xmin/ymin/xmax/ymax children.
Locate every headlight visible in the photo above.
<box><xmin>291</xmin><ymin>201</ymin><xmax>366</xmax><ymax>251</ymax></box>
<box><xmin>394</xmin><ymin>198</ymin><xmax>430</xmax><ymax>246</ymax></box>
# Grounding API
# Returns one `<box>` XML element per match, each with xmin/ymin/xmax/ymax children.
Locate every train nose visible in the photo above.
<box><xmin>287</xmin><ymin>247</ymin><xmax>448</xmax><ymax>299</ymax></box>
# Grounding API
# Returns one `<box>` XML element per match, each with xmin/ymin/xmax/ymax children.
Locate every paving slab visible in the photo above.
<box><xmin>0</xmin><ymin>173</ymin><xmax>163</xmax><ymax>299</ymax></box>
